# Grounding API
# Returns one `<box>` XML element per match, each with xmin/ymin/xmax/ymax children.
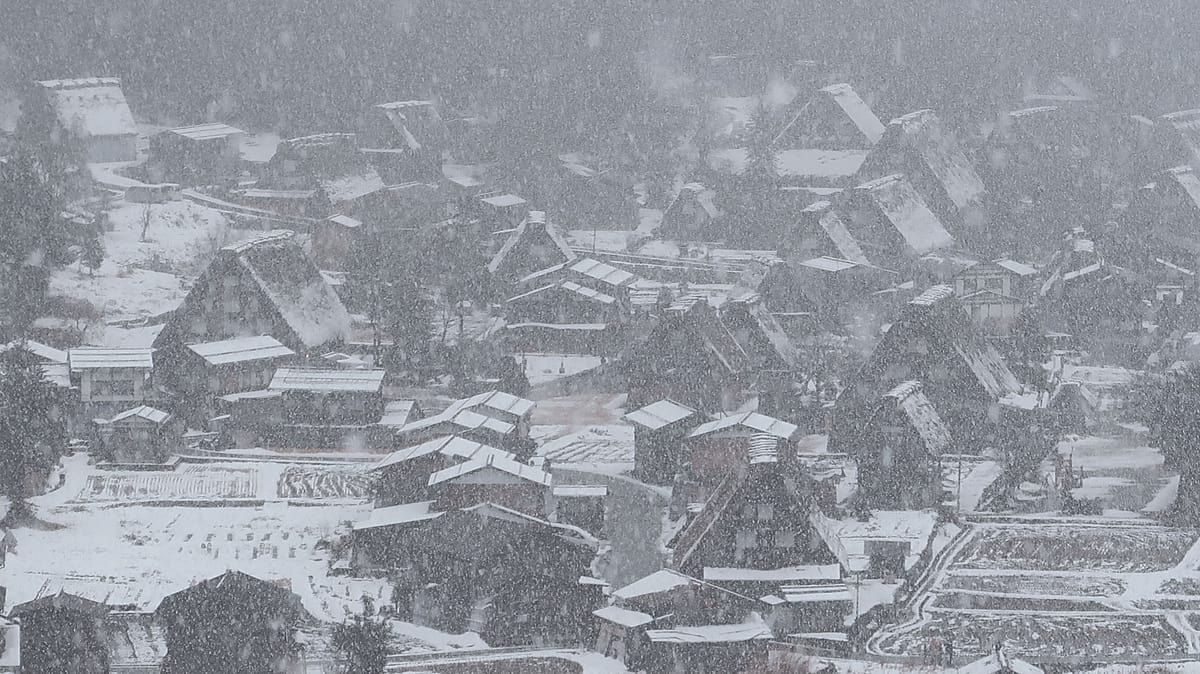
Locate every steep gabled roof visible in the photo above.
<box><xmin>38</xmin><ymin>77</ymin><xmax>137</xmax><ymax>138</ymax></box>
<box><xmin>891</xmin><ymin>285</ymin><xmax>1022</xmax><ymax>399</ymax></box>
<box><xmin>881</xmin><ymin>381</ymin><xmax>952</xmax><ymax>457</ymax></box>
<box><xmin>488</xmin><ymin>211</ymin><xmax>576</xmax><ymax>276</ymax></box>
<box><xmin>855</xmin><ymin>174</ymin><xmax>954</xmax><ymax>253</ymax></box>
<box><xmin>222</xmin><ymin>230</ymin><xmax>352</xmax><ymax>349</ymax></box>
<box><xmin>871</xmin><ymin>109</ymin><xmax>986</xmax><ymax>210</ymax></box>
<box><xmin>797</xmin><ymin>200</ymin><xmax>870</xmax><ymax>265</ymax></box>
<box><xmin>772</xmin><ymin>83</ymin><xmax>886</xmax><ymax>148</ymax></box>
<box><xmin>155</xmin><ymin>570</ymin><xmax>307</xmax><ymax>620</ymax></box>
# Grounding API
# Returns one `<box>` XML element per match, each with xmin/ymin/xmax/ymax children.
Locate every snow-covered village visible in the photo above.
<box><xmin>7</xmin><ymin>3</ymin><xmax>1200</xmax><ymax>673</ymax></box>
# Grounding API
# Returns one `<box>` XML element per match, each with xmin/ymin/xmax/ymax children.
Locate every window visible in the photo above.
<box><xmin>110</xmin><ymin>379</ymin><xmax>135</xmax><ymax>397</ymax></box>
<box><xmin>735</xmin><ymin>530</ymin><xmax>757</xmax><ymax>549</ymax></box>
<box><xmin>774</xmin><ymin>531</ymin><xmax>796</xmax><ymax>548</ymax></box>
<box><xmin>757</xmin><ymin>503</ymin><xmax>774</xmax><ymax>521</ymax></box>
<box><xmin>985</xmin><ymin>277</ymin><xmax>1003</xmax><ymax>290</ymax></box>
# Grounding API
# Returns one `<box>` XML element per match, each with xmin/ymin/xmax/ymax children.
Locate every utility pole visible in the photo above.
<box><xmin>957</xmin><ymin>453</ymin><xmax>964</xmax><ymax>514</ymax></box>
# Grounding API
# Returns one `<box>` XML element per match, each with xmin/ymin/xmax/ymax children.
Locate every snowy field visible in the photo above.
<box><xmin>0</xmin><ymin>454</ymin><xmax>491</xmax><ymax>657</ymax></box>
<box><xmin>49</xmin><ymin>197</ymin><xmax>261</xmax><ymax>325</ymax></box>
<box><xmin>872</xmin><ymin>521</ymin><xmax>1200</xmax><ymax>660</ymax></box>
<box><xmin>1050</xmin><ymin>436</ymin><xmax>1174</xmax><ymax>514</ymax></box>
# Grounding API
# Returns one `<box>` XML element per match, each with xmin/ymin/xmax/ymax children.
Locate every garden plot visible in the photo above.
<box><xmin>952</xmin><ymin>525</ymin><xmax>1196</xmax><ymax>573</ymax></box>
<box><xmin>0</xmin><ymin>502</ymin><xmax>372</xmax><ymax>617</ymax></box>
<box><xmin>1052</xmin><ymin>436</ymin><xmax>1173</xmax><ymax>512</ymax></box>
<box><xmin>875</xmin><ymin>613</ymin><xmax>1186</xmax><ymax>659</ymax></box>
<box><xmin>941</xmin><ymin>573</ymin><xmax>1125</xmax><ymax>597</ymax></box>
<box><xmin>536</xmin><ymin>425</ymin><xmax>634</xmax><ymax>464</ymax></box>
<box><xmin>277</xmin><ymin>465</ymin><xmax>375</xmax><ymax>500</ymax></box>
<box><xmin>77</xmin><ymin>466</ymin><xmax>258</xmax><ymax>502</ymax></box>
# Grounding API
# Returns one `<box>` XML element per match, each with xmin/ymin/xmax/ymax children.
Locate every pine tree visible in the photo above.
<box><xmin>81</xmin><ymin>227</ymin><xmax>105</xmax><ymax>277</ymax></box>
<box><xmin>348</xmin><ymin>228</ymin><xmax>434</xmax><ymax>378</ymax></box>
<box><xmin>1147</xmin><ymin>364</ymin><xmax>1200</xmax><ymax>524</ymax></box>
<box><xmin>332</xmin><ymin>609</ymin><xmax>390</xmax><ymax>674</ymax></box>
<box><xmin>0</xmin><ymin>150</ymin><xmax>70</xmax><ymax>340</ymax></box>
<box><xmin>0</xmin><ymin>345</ymin><xmax>65</xmax><ymax>524</ymax></box>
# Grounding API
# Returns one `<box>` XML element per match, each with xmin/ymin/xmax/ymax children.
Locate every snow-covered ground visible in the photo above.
<box><xmin>49</xmin><ymin>197</ymin><xmax>262</xmax><ymax>324</ymax></box>
<box><xmin>519</xmin><ymin>352</ymin><xmax>605</xmax><ymax>386</ymax></box>
<box><xmin>0</xmin><ymin>454</ymin><xmax>482</xmax><ymax>653</ymax></box>
<box><xmin>871</xmin><ymin>520</ymin><xmax>1200</xmax><ymax>660</ymax></box>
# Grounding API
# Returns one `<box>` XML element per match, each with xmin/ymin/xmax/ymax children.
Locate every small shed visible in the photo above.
<box><xmin>92</xmin><ymin>404</ymin><xmax>183</xmax><ymax>465</ymax></box>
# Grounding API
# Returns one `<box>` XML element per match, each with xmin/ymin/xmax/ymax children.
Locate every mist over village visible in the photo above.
<box><xmin>5</xmin><ymin>2</ymin><xmax>1200</xmax><ymax>673</ymax></box>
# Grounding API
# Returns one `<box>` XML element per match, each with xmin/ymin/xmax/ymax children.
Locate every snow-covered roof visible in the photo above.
<box><xmin>778</xmin><ymin>584</ymin><xmax>852</xmax><ymax>603</ymax></box>
<box><xmin>569</xmin><ymin>257</ymin><xmax>638</xmax><ymax>288</ymax></box>
<box><xmin>241</xmin><ymin>188</ymin><xmax>317</xmax><ymax>200</ymax></box>
<box><xmin>900</xmin><ymin>285</ymin><xmax>1022</xmax><ymax>399</ymax></box>
<box><xmin>593</xmin><ymin>605</ymin><xmax>653</xmax><ymax>628</ymax></box>
<box><xmin>645</xmin><ymin>618</ymin><xmax>772</xmax><ymax>644</ymax></box>
<box><xmin>106</xmin><ymin>405</ymin><xmax>172</xmax><ymax>425</ymax></box>
<box><xmin>187</xmin><ymin>335</ymin><xmax>294</xmax><ymax>366</ymax></box>
<box><xmin>624</xmin><ymin>399</ymin><xmax>699</xmax><ymax>431</ymax></box>
<box><xmin>688</xmin><ymin>411</ymin><xmax>798</xmax><ymax>441</ymax></box>
<box><xmin>1</xmin><ymin>339</ymin><xmax>67</xmax><ymax>363</ymax></box>
<box><xmin>222</xmin><ymin>230</ymin><xmax>353</xmax><ymax>349</ymax></box>
<box><xmin>38</xmin><ymin>77</ymin><xmax>137</xmax><ymax>138</ymax></box>
<box><xmin>798</xmin><ymin>256</ymin><xmax>862</xmax><ymax>273</ymax></box>
<box><xmin>1060</xmin><ymin>365</ymin><xmax>1136</xmax><ymax>388</ymax></box>
<box><xmin>820</xmin><ymin>83</ymin><xmax>887</xmax><ymax>143</ymax></box>
<box><xmin>320</xmin><ymin>173</ymin><xmax>386</xmax><ymax>203</ymax></box>
<box><xmin>394</xmin><ymin>408</ymin><xmax>516</xmax><ymax>437</ymax></box>
<box><xmin>352</xmin><ymin>501</ymin><xmax>442</xmax><ymax>530</ymax></box>
<box><xmin>774</xmin><ymin>149</ymin><xmax>869</xmax><ymax>180</ymax></box>
<box><xmin>327</xmin><ymin>214</ymin><xmax>362</xmax><ymax>229</ymax></box>
<box><xmin>802</xmin><ymin>201</ymin><xmax>870</xmax><ymax>265</ymax></box>
<box><xmin>702</xmin><ymin>565</ymin><xmax>841</xmax><ymax>583</ymax></box>
<box><xmin>884</xmin><ymin>380</ymin><xmax>952</xmax><ymax>457</ymax></box>
<box><xmin>217</xmin><ymin>389</ymin><xmax>281</xmax><ymax>403</ymax></box>
<box><xmin>445</xmin><ymin>389</ymin><xmax>535</xmax><ymax>418</ymax></box>
<box><xmin>426</xmin><ymin>453</ymin><xmax>552</xmax><ymax>488</ymax></box>
<box><xmin>856</xmin><ymin>174</ymin><xmax>954</xmax><ymax>253</ymax></box>
<box><xmin>378</xmin><ymin>399</ymin><xmax>419</xmax><ymax>427</ymax></box>
<box><xmin>488</xmin><ymin>210</ymin><xmax>576</xmax><ymax>276</ymax></box>
<box><xmin>553</xmin><ymin>485</ymin><xmax>608</xmax><ymax>498</ymax></box>
<box><xmin>993</xmin><ymin>258</ymin><xmax>1038</xmax><ymax>277</ymax></box>
<box><xmin>612</xmin><ymin>569</ymin><xmax>696</xmax><ymax>600</ymax></box>
<box><xmin>168</xmin><ymin>122</ymin><xmax>244</xmax><ymax>141</ymax></box>
<box><xmin>507</xmin><ymin>281</ymin><xmax>616</xmax><ymax>306</ymax></box>
<box><xmin>68</xmin><ymin>348</ymin><xmax>153</xmax><ymax>371</ymax></box>
<box><xmin>374</xmin><ymin>435</ymin><xmax>513</xmax><ymax>471</ymax></box>
<box><xmin>959</xmin><ymin>652</ymin><xmax>1045</xmax><ymax>674</ymax></box>
<box><xmin>268</xmin><ymin>367</ymin><xmax>385</xmax><ymax>393</ymax></box>
<box><xmin>878</xmin><ymin>109</ymin><xmax>986</xmax><ymax>210</ymax></box>
<box><xmin>772</xmin><ymin>82</ymin><xmax>885</xmax><ymax>148</ymax></box>
<box><xmin>481</xmin><ymin>193</ymin><xmax>526</xmax><ymax>208</ymax></box>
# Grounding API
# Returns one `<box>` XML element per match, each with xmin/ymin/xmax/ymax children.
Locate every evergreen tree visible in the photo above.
<box><xmin>348</xmin><ymin>228</ymin><xmax>433</xmax><ymax>377</ymax></box>
<box><xmin>1146</xmin><ymin>364</ymin><xmax>1200</xmax><ymax>524</ymax></box>
<box><xmin>0</xmin><ymin>150</ymin><xmax>70</xmax><ymax>340</ymax></box>
<box><xmin>0</xmin><ymin>344</ymin><xmax>65</xmax><ymax>524</ymax></box>
<box><xmin>332</xmin><ymin>609</ymin><xmax>390</xmax><ymax>674</ymax></box>
<box><xmin>81</xmin><ymin>227</ymin><xmax>105</xmax><ymax>277</ymax></box>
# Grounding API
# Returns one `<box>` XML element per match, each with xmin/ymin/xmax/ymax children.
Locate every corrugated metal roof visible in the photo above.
<box><xmin>374</xmin><ymin>435</ymin><xmax>513</xmax><ymax>471</ymax></box>
<box><xmin>68</xmin><ymin>348</ymin><xmax>154</xmax><ymax>370</ymax></box>
<box><xmin>268</xmin><ymin>367</ymin><xmax>385</xmax><ymax>393</ymax></box>
<box><xmin>107</xmin><ymin>405</ymin><xmax>171</xmax><ymax>425</ymax></box>
<box><xmin>624</xmin><ymin>399</ymin><xmax>698</xmax><ymax>430</ymax></box>
<box><xmin>427</xmin><ymin>453</ymin><xmax>552</xmax><ymax>487</ymax></box>
<box><xmin>687</xmin><ymin>412</ymin><xmax>798</xmax><ymax>440</ymax></box>
<box><xmin>187</xmin><ymin>335</ymin><xmax>294</xmax><ymax>366</ymax></box>
<box><xmin>169</xmin><ymin>122</ymin><xmax>244</xmax><ymax>141</ymax></box>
